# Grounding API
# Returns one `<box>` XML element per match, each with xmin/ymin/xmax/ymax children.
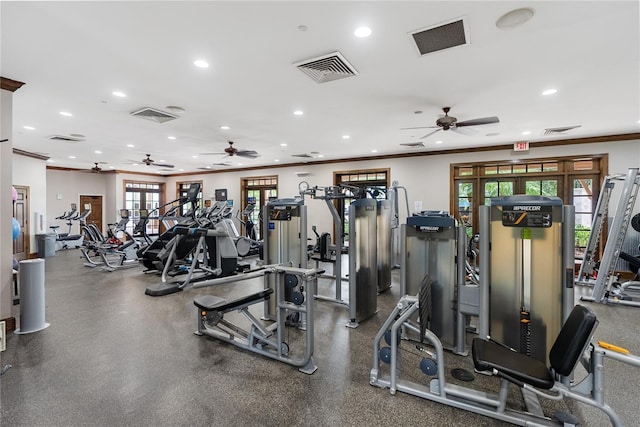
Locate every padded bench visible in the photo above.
<box><xmin>195</xmin><ymin>288</ymin><xmax>274</xmax><ymax>313</ymax></box>
<box><xmin>472</xmin><ymin>304</ymin><xmax>598</xmax><ymax>389</ymax></box>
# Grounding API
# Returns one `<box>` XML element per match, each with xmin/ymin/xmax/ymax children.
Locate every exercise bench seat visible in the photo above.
<box><xmin>194</xmin><ymin>288</ymin><xmax>274</xmax><ymax>313</ymax></box>
<box><xmin>472</xmin><ymin>304</ymin><xmax>598</xmax><ymax>390</ymax></box>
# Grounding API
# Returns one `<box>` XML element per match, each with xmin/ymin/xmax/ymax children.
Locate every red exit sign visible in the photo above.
<box><xmin>514</xmin><ymin>141</ymin><xmax>530</xmax><ymax>151</ymax></box>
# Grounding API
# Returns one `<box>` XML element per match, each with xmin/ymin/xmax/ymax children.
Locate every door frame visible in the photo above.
<box><xmin>12</xmin><ymin>185</ymin><xmax>30</xmax><ymax>260</ymax></box>
<box><xmin>79</xmin><ymin>194</ymin><xmax>104</xmax><ymax>234</ymax></box>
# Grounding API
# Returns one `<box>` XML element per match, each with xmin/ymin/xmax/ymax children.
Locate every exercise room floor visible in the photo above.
<box><xmin>1</xmin><ymin>250</ymin><xmax>639</xmax><ymax>426</ymax></box>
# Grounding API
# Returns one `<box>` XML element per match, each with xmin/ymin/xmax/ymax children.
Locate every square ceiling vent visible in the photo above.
<box><xmin>294</xmin><ymin>51</ymin><xmax>358</xmax><ymax>83</ymax></box>
<box><xmin>130</xmin><ymin>107</ymin><xmax>178</xmax><ymax>124</ymax></box>
<box><xmin>410</xmin><ymin>17</ymin><xmax>469</xmax><ymax>56</ymax></box>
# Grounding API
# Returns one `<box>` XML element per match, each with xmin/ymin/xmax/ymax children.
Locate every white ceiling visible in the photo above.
<box><xmin>2</xmin><ymin>1</ymin><xmax>639</xmax><ymax>175</ymax></box>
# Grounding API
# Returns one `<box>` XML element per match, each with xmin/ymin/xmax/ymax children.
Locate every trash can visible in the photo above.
<box><xmin>36</xmin><ymin>233</ymin><xmax>56</xmax><ymax>257</ymax></box>
<box><xmin>15</xmin><ymin>259</ymin><xmax>50</xmax><ymax>334</ymax></box>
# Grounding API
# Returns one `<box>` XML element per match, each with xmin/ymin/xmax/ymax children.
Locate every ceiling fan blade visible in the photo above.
<box><xmin>152</xmin><ymin>162</ymin><xmax>174</xmax><ymax>168</ymax></box>
<box><xmin>199</xmin><ymin>152</ymin><xmax>227</xmax><ymax>156</ymax></box>
<box><xmin>456</xmin><ymin>116</ymin><xmax>499</xmax><ymax>127</ymax></box>
<box><xmin>400</xmin><ymin>142</ymin><xmax>425</xmax><ymax>147</ymax></box>
<box><xmin>400</xmin><ymin>126</ymin><xmax>439</xmax><ymax>130</ymax></box>
<box><xmin>419</xmin><ymin>129</ymin><xmax>442</xmax><ymax>139</ymax></box>
<box><xmin>237</xmin><ymin>150</ymin><xmax>259</xmax><ymax>158</ymax></box>
<box><xmin>452</xmin><ymin>126</ymin><xmax>478</xmax><ymax>136</ymax></box>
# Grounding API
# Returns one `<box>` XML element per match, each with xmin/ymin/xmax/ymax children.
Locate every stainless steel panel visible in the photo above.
<box><xmin>403</xmin><ymin>224</ymin><xmax>457</xmax><ymax>349</ymax></box>
<box><xmin>377</xmin><ymin>199</ymin><xmax>392</xmax><ymax>292</ymax></box>
<box><xmin>488</xmin><ymin>204</ymin><xmax>564</xmax><ymax>364</ymax></box>
<box><xmin>348</xmin><ymin>199</ymin><xmax>378</xmax><ymax>323</ymax></box>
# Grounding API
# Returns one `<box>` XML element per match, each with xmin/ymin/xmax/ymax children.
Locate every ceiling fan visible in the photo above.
<box><xmin>89</xmin><ymin>162</ymin><xmax>106</xmax><ymax>173</ymax></box>
<box><xmin>200</xmin><ymin>141</ymin><xmax>259</xmax><ymax>159</ymax></box>
<box><xmin>401</xmin><ymin>107</ymin><xmax>499</xmax><ymax>139</ymax></box>
<box><xmin>140</xmin><ymin>154</ymin><xmax>174</xmax><ymax>168</ymax></box>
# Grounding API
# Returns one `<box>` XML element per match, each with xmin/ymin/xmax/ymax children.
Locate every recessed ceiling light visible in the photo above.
<box><xmin>435</xmin><ymin>140</ymin><xmax>444</xmax><ymax>144</ymax></box>
<box><xmin>168</xmin><ymin>136</ymin><xmax>176</xmax><ymax>140</ymax></box>
<box><xmin>23</xmin><ymin>125</ymin><xmax>35</xmax><ymax>130</ymax></box>
<box><xmin>46</xmin><ymin>159</ymin><xmax>54</xmax><ymax>163</ymax></box>
<box><xmin>220</xmin><ymin>125</ymin><xmax>230</xmax><ymax>130</ymax></box>
<box><xmin>238</xmin><ymin>163</ymin><xmax>243</xmax><ymax>166</ymax></box>
<box><xmin>205</xmin><ymin>166</ymin><xmax>212</xmax><ymax>169</ymax></box>
<box><xmin>68</xmin><ymin>155</ymin><xmax>76</xmax><ymax>159</ymax></box>
<box><xmin>354</xmin><ymin>26</ymin><xmax>372</xmax><ymax>38</ymax></box>
<box><xmin>280</xmin><ymin>143</ymin><xmax>288</xmax><ymax>147</ymax></box>
<box><xmin>132</xmin><ymin>163</ymin><xmax>139</xmax><ymax>166</ymax></box>
<box><xmin>521</xmin><ymin>131</ymin><xmax>531</xmax><ymax>135</ymax></box>
<box><xmin>192</xmin><ymin>155</ymin><xmax>198</xmax><ymax>158</ymax></box>
<box><xmin>317</xmin><ymin>155</ymin><xmax>324</xmax><ymax>158</ymax></box>
<box><xmin>126</xmin><ymin>144</ymin><xmax>135</xmax><ymax>148</ymax></box>
<box><xmin>179</xmin><ymin>169</ymin><xmax>184</xmax><ymax>172</ymax></box>
<box><xmin>496</xmin><ymin>8</ymin><xmax>535</xmax><ymax>29</ymax></box>
<box><xmin>293</xmin><ymin>110</ymin><xmax>304</xmax><ymax>116</ymax></box>
<box><xmin>59</xmin><ymin>111</ymin><xmax>73</xmax><ymax>117</ymax></box>
<box><xmin>275</xmin><ymin>159</ymin><xmax>280</xmax><ymax>162</ymax></box>
<box><xmin>95</xmin><ymin>150</ymin><xmax>102</xmax><ymax>154</ymax></box>
<box><xmin>194</xmin><ymin>59</ymin><xmax>209</xmax><ymax>68</ymax></box>
<box><xmin>342</xmin><ymin>135</ymin><xmax>350</xmax><ymax>139</ymax></box>
<box><xmin>108</xmin><ymin>166</ymin><xmax>114</xmax><ymax>169</ymax></box>
<box><xmin>159</xmin><ymin>160</ymin><xmax>166</xmax><ymax>163</ymax></box>
<box><xmin>371</xmin><ymin>149</ymin><xmax>378</xmax><ymax>153</ymax></box>
<box><xmin>112</xmin><ymin>91</ymin><xmax>126</xmax><ymax>97</ymax></box>
<box><xmin>542</xmin><ymin>89</ymin><xmax>557</xmax><ymax>96</ymax></box>
<box><xmin>165</xmin><ymin>105</ymin><xmax>185</xmax><ymax>113</ymax></box>
<box><xmin>637</xmin><ymin>120</ymin><xmax>640</xmax><ymax>124</ymax></box>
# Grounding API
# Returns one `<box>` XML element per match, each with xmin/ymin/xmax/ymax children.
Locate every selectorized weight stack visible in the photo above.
<box><xmin>401</xmin><ymin>211</ymin><xmax>470</xmax><ymax>354</ymax></box>
<box><xmin>263</xmin><ymin>198</ymin><xmax>307</xmax><ymax>320</ymax></box>
<box><xmin>479</xmin><ymin>195</ymin><xmax>575</xmax><ymax>363</ymax></box>
<box><xmin>347</xmin><ymin>198</ymin><xmax>379</xmax><ymax>327</ymax></box>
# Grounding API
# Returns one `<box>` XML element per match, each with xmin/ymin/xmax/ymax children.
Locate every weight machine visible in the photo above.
<box><xmin>194</xmin><ymin>265</ymin><xmax>318</xmax><ymax>374</ymax></box>
<box><xmin>371</xmin><ymin>280</ymin><xmax>640</xmax><ymax>427</ymax></box>
<box><xmin>298</xmin><ymin>182</ymin><xmax>391</xmax><ymax>327</ymax></box>
<box><xmin>577</xmin><ymin>168</ymin><xmax>640</xmax><ymax>306</ymax></box>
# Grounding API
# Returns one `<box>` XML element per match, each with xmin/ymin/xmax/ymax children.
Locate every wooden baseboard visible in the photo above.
<box><xmin>1</xmin><ymin>317</ymin><xmax>16</xmax><ymax>332</ymax></box>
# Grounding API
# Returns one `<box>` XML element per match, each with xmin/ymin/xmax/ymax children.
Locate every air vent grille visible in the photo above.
<box><xmin>294</xmin><ymin>51</ymin><xmax>358</xmax><ymax>83</ymax></box>
<box><xmin>411</xmin><ymin>19</ymin><xmax>467</xmax><ymax>56</ymax></box>
<box><xmin>130</xmin><ymin>107</ymin><xmax>178</xmax><ymax>123</ymax></box>
<box><xmin>48</xmin><ymin>135</ymin><xmax>85</xmax><ymax>142</ymax></box>
<box><xmin>542</xmin><ymin>125</ymin><xmax>582</xmax><ymax>136</ymax></box>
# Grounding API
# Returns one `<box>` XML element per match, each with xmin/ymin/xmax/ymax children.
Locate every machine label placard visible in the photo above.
<box><xmin>501</xmin><ymin>205</ymin><xmax>552</xmax><ymax>228</ymax></box>
<box><xmin>269</xmin><ymin>209</ymin><xmax>293</xmax><ymax>221</ymax></box>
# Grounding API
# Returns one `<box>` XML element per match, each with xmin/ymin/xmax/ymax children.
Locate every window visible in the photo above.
<box><xmin>451</xmin><ymin>156</ymin><xmax>606</xmax><ymax>254</ymax></box>
<box><xmin>240</xmin><ymin>176</ymin><xmax>278</xmax><ymax>240</ymax></box>
<box><xmin>333</xmin><ymin>168</ymin><xmax>390</xmax><ymax>239</ymax></box>
<box><xmin>176</xmin><ymin>181</ymin><xmax>203</xmax><ymax>216</ymax></box>
<box><xmin>124</xmin><ymin>181</ymin><xmax>163</xmax><ymax>235</ymax></box>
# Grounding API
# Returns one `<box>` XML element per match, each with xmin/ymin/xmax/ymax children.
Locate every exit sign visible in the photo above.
<box><xmin>514</xmin><ymin>141</ymin><xmax>530</xmax><ymax>151</ymax></box>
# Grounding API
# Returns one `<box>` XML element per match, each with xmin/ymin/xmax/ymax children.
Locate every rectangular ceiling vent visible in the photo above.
<box><xmin>130</xmin><ymin>107</ymin><xmax>178</xmax><ymax>124</ymax></box>
<box><xmin>410</xmin><ymin>18</ymin><xmax>468</xmax><ymax>56</ymax></box>
<box><xmin>294</xmin><ymin>51</ymin><xmax>358</xmax><ymax>83</ymax></box>
<box><xmin>48</xmin><ymin>135</ymin><xmax>84</xmax><ymax>142</ymax></box>
<box><xmin>542</xmin><ymin>125</ymin><xmax>582</xmax><ymax>136</ymax></box>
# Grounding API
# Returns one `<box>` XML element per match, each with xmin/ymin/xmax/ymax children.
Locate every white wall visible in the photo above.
<box><xmin>12</xmin><ymin>153</ymin><xmax>47</xmax><ymax>254</ymax></box>
<box><xmin>165</xmin><ymin>138</ymin><xmax>640</xmax><ymax>239</ymax></box>
<box><xmin>41</xmin><ymin>137</ymin><xmax>639</xmax><ymax>244</ymax></box>
<box><xmin>46</xmin><ymin>169</ymin><xmax>113</xmax><ymax>235</ymax></box>
<box><xmin>1</xmin><ymin>88</ymin><xmax>14</xmax><ymax>322</ymax></box>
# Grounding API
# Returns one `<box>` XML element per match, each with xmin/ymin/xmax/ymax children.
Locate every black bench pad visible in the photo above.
<box><xmin>194</xmin><ymin>288</ymin><xmax>274</xmax><ymax>312</ymax></box>
<box><xmin>472</xmin><ymin>338</ymin><xmax>554</xmax><ymax>389</ymax></box>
